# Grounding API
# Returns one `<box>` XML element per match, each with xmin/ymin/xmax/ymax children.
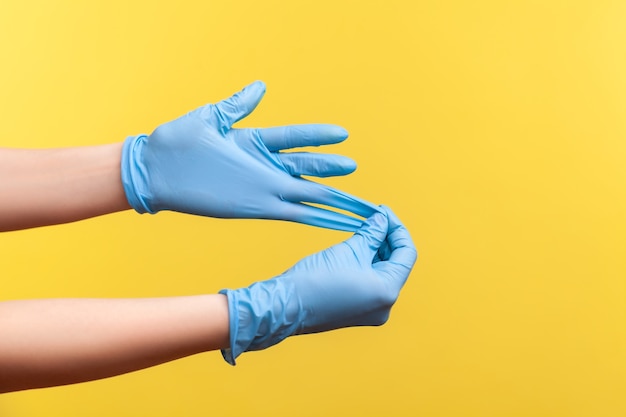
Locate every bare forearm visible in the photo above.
<box><xmin>0</xmin><ymin>295</ymin><xmax>229</xmax><ymax>393</ymax></box>
<box><xmin>0</xmin><ymin>143</ymin><xmax>131</xmax><ymax>231</ymax></box>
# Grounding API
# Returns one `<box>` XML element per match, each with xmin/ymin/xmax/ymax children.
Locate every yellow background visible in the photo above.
<box><xmin>1</xmin><ymin>0</ymin><xmax>626</xmax><ymax>416</ymax></box>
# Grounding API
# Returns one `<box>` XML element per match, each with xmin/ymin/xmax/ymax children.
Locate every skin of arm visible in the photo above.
<box><xmin>0</xmin><ymin>145</ymin><xmax>230</xmax><ymax>392</ymax></box>
<box><xmin>0</xmin><ymin>295</ymin><xmax>229</xmax><ymax>393</ymax></box>
<box><xmin>0</xmin><ymin>143</ymin><xmax>131</xmax><ymax>232</ymax></box>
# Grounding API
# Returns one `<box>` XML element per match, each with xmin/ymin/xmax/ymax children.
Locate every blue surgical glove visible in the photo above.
<box><xmin>121</xmin><ymin>81</ymin><xmax>378</xmax><ymax>231</ymax></box>
<box><xmin>219</xmin><ymin>206</ymin><xmax>417</xmax><ymax>365</ymax></box>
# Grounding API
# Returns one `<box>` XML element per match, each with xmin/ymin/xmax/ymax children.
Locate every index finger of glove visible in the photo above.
<box><xmin>258</xmin><ymin>124</ymin><xmax>348</xmax><ymax>151</ymax></box>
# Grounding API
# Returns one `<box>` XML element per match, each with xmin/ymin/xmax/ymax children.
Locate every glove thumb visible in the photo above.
<box><xmin>213</xmin><ymin>81</ymin><xmax>266</xmax><ymax>133</ymax></box>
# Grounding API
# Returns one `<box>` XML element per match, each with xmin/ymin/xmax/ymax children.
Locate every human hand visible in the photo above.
<box><xmin>219</xmin><ymin>206</ymin><xmax>417</xmax><ymax>364</ymax></box>
<box><xmin>121</xmin><ymin>81</ymin><xmax>378</xmax><ymax>231</ymax></box>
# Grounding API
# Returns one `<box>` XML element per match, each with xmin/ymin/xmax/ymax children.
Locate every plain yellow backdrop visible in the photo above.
<box><xmin>1</xmin><ymin>0</ymin><xmax>626</xmax><ymax>416</ymax></box>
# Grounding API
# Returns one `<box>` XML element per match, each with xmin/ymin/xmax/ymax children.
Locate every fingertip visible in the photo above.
<box><xmin>334</xmin><ymin>126</ymin><xmax>349</xmax><ymax>141</ymax></box>
<box><xmin>320</xmin><ymin>125</ymin><xmax>349</xmax><ymax>144</ymax></box>
<box><xmin>213</xmin><ymin>81</ymin><xmax>266</xmax><ymax>128</ymax></box>
<box><xmin>246</xmin><ymin>80</ymin><xmax>266</xmax><ymax>93</ymax></box>
<box><xmin>317</xmin><ymin>155</ymin><xmax>357</xmax><ymax>176</ymax></box>
<box><xmin>243</xmin><ymin>81</ymin><xmax>266</xmax><ymax>102</ymax></box>
<box><xmin>339</xmin><ymin>157</ymin><xmax>357</xmax><ymax>175</ymax></box>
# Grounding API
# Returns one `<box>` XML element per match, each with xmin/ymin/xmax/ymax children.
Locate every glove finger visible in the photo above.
<box><xmin>258</xmin><ymin>124</ymin><xmax>348</xmax><ymax>151</ymax></box>
<box><xmin>349</xmin><ymin>211</ymin><xmax>389</xmax><ymax>259</ymax></box>
<box><xmin>382</xmin><ymin>204</ymin><xmax>408</xmax><ymax>234</ymax></box>
<box><xmin>377</xmin><ymin>205</ymin><xmax>402</xmax><ymax>261</ymax></box>
<box><xmin>282</xmin><ymin>202</ymin><xmax>363</xmax><ymax>232</ymax></box>
<box><xmin>376</xmin><ymin>206</ymin><xmax>417</xmax><ymax>289</ymax></box>
<box><xmin>285</xmin><ymin>180</ymin><xmax>380</xmax><ymax>218</ymax></box>
<box><xmin>207</xmin><ymin>81</ymin><xmax>266</xmax><ymax>134</ymax></box>
<box><xmin>278</xmin><ymin>152</ymin><xmax>356</xmax><ymax>177</ymax></box>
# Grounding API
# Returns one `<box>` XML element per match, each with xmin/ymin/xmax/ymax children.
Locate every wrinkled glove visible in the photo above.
<box><xmin>121</xmin><ymin>81</ymin><xmax>378</xmax><ymax>231</ymax></box>
<box><xmin>219</xmin><ymin>206</ymin><xmax>417</xmax><ymax>365</ymax></box>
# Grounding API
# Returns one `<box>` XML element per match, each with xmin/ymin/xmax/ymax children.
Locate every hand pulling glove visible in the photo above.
<box><xmin>219</xmin><ymin>206</ymin><xmax>417</xmax><ymax>364</ymax></box>
<box><xmin>121</xmin><ymin>81</ymin><xmax>378</xmax><ymax>231</ymax></box>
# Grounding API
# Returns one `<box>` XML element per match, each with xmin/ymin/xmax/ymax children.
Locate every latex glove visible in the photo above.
<box><xmin>121</xmin><ymin>81</ymin><xmax>378</xmax><ymax>231</ymax></box>
<box><xmin>219</xmin><ymin>206</ymin><xmax>417</xmax><ymax>365</ymax></box>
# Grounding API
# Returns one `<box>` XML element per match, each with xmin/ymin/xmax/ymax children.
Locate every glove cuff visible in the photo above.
<box><xmin>121</xmin><ymin>135</ymin><xmax>154</xmax><ymax>214</ymax></box>
<box><xmin>219</xmin><ymin>277</ymin><xmax>304</xmax><ymax>365</ymax></box>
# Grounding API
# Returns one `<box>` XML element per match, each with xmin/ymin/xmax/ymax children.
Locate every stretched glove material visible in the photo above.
<box><xmin>121</xmin><ymin>81</ymin><xmax>378</xmax><ymax>231</ymax></box>
<box><xmin>220</xmin><ymin>206</ymin><xmax>417</xmax><ymax>365</ymax></box>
